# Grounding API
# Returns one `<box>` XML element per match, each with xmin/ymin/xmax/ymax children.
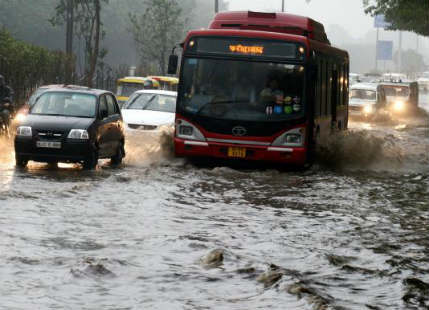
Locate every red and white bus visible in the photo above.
<box><xmin>168</xmin><ymin>11</ymin><xmax>349</xmax><ymax>166</ymax></box>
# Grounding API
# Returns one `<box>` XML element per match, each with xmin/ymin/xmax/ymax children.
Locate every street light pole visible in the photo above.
<box><xmin>215</xmin><ymin>0</ymin><xmax>219</xmax><ymax>13</ymax></box>
<box><xmin>282</xmin><ymin>0</ymin><xmax>285</xmax><ymax>12</ymax></box>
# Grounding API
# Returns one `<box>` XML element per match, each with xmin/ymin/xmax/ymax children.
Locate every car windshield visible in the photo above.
<box><xmin>117</xmin><ymin>82</ymin><xmax>144</xmax><ymax>97</ymax></box>
<box><xmin>178</xmin><ymin>57</ymin><xmax>305</xmax><ymax>122</ymax></box>
<box><xmin>123</xmin><ymin>93</ymin><xmax>176</xmax><ymax>113</ymax></box>
<box><xmin>350</xmin><ymin>89</ymin><xmax>376</xmax><ymax>100</ymax></box>
<box><xmin>28</xmin><ymin>88</ymin><xmax>48</xmax><ymax>107</ymax></box>
<box><xmin>382</xmin><ymin>85</ymin><xmax>409</xmax><ymax>98</ymax></box>
<box><xmin>31</xmin><ymin>92</ymin><xmax>97</xmax><ymax>118</ymax></box>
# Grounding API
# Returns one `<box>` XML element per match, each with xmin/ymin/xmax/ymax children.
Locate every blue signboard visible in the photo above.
<box><xmin>376</xmin><ymin>40</ymin><xmax>393</xmax><ymax>60</ymax></box>
<box><xmin>374</xmin><ymin>14</ymin><xmax>391</xmax><ymax>29</ymax></box>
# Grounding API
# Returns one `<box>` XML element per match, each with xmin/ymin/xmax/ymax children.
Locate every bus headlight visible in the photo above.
<box><xmin>272</xmin><ymin>127</ymin><xmax>305</xmax><ymax>147</ymax></box>
<box><xmin>363</xmin><ymin>105</ymin><xmax>374</xmax><ymax>114</ymax></box>
<box><xmin>285</xmin><ymin>133</ymin><xmax>302</xmax><ymax>144</ymax></box>
<box><xmin>393</xmin><ymin>100</ymin><xmax>405</xmax><ymax>112</ymax></box>
<box><xmin>175</xmin><ymin>119</ymin><xmax>206</xmax><ymax>141</ymax></box>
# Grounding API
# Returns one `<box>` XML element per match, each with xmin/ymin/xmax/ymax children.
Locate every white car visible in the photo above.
<box><xmin>348</xmin><ymin>83</ymin><xmax>387</xmax><ymax>119</ymax></box>
<box><xmin>121</xmin><ymin>90</ymin><xmax>177</xmax><ymax>134</ymax></box>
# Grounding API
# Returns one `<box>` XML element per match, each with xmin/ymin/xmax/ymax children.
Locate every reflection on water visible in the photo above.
<box><xmin>0</xmin><ymin>114</ymin><xmax>428</xmax><ymax>309</ymax></box>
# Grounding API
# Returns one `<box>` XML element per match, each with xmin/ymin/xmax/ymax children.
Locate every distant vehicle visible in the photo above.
<box><xmin>348</xmin><ymin>83</ymin><xmax>388</xmax><ymax>120</ymax></box>
<box><xmin>116</xmin><ymin>77</ymin><xmax>160</xmax><ymax>107</ymax></box>
<box><xmin>349</xmin><ymin>73</ymin><xmax>362</xmax><ymax>85</ymax></box>
<box><xmin>360</xmin><ymin>72</ymin><xmax>382</xmax><ymax>83</ymax></box>
<box><xmin>168</xmin><ymin>11</ymin><xmax>349</xmax><ymax>167</ymax></box>
<box><xmin>382</xmin><ymin>72</ymin><xmax>408</xmax><ymax>83</ymax></box>
<box><xmin>147</xmin><ymin>76</ymin><xmax>179</xmax><ymax>91</ymax></box>
<box><xmin>14</xmin><ymin>85</ymin><xmax>125</xmax><ymax>169</ymax></box>
<box><xmin>121</xmin><ymin>90</ymin><xmax>177</xmax><ymax>135</ymax></box>
<box><xmin>417</xmin><ymin>72</ymin><xmax>429</xmax><ymax>93</ymax></box>
<box><xmin>379</xmin><ymin>81</ymin><xmax>419</xmax><ymax>115</ymax></box>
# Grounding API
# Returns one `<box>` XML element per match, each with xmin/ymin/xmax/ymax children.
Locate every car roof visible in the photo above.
<box><xmin>132</xmin><ymin>89</ymin><xmax>177</xmax><ymax>96</ymax></box>
<box><xmin>350</xmin><ymin>83</ymin><xmax>378</xmax><ymax>91</ymax></box>
<box><xmin>379</xmin><ymin>81</ymin><xmax>413</xmax><ymax>87</ymax></box>
<box><xmin>40</xmin><ymin>85</ymin><xmax>112</xmax><ymax>96</ymax></box>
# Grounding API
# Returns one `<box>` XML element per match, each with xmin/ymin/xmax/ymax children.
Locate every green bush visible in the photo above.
<box><xmin>0</xmin><ymin>29</ymin><xmax>70</xmax><ymax>105</ymax></box>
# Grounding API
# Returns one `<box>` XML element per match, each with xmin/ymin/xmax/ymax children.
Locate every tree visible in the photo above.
<box><xmin>129</xmin><ymin>0</ymin><xmax>185</xmax><ymax>75</ymax></box>
<box><xmin>51</xmin><ymin>0</ymin><xmax>108</xmax><ymax>87</ymax></box>
<box><xmin>363</xmin><ymin>0</ymin><xmax>429</xmax><ymax>37</ymax></box>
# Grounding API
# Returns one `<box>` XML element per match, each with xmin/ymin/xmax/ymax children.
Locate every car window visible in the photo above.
<box><xmin>31</xmin><ymin>92</ymin><xmax>97</xmax><ymax>118</ymax></box>
<box><xmin>124</xmin><ymin>93</ymin><xmax>176</xmax><ymax>113</ymax></box>
<box><xmin>106</xmin><ymin>94</ymin><xmax>117</xmax><ymax>116</ymax></box>
<box><xmin>99</xmin><ymin>96</ymin><xmax>108</xmax><ymax>117</ymax></box>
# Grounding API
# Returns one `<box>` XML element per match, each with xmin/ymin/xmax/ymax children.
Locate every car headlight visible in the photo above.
<box><xmin>16</xmin><ymin>126</ymin><xmax>32</xmax><ymax>136</ymax></box>
<box><xmin>363</xmin><ymin>105</ymin><xmax>374</xmax><ymax>114</ymax></box>
<box><xmin>272</xmin><ymin>127</ymin><xmax>305</xmax><ymax>147</ymax></box>
<box><xmin>15</xmin><ymin>113</ymin><xmax>27</xmax><ymax>123</ymax></box>
<box><xmin>393</xmin><ymin>100</ymin><xmax>405</xmax><ymax>112</ymax></box>
<box><xmin>68</xmin><ymin>129</ymin><xmax>89</xmax><ymax>140</ymax></box>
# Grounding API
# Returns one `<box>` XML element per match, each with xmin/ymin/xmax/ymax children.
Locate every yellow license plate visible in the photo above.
<box><xmin>228</xmin><ymin>147</ymin><xmax>246</xmax><ymax>158</ymax></box>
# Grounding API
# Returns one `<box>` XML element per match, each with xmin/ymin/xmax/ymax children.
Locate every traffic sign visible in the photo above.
<box><xmin>376</xmin><ymin>40</ymin><xmax>393</xmax><ymax>60</ymax></box>
<box><xmin>374</xmin><ymin>14</ymin><xmax>391</xmax><ymax>29</ymax></box>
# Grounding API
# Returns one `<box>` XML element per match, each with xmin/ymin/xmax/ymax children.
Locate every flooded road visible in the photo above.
<box><xmin>0</xmin><ymin>97</ymin><xmax>428</xmax><ymax>310</ymax></box>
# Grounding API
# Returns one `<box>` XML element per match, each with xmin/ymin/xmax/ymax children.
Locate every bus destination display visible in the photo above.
<box><xmin>188</xmin><ymin>37</ymin><xmax>301</xmax><ymax>59</ymax></box>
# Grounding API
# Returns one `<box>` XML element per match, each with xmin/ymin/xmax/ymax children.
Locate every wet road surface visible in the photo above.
<box><xmin>0</xmin><ymin>96</ymin><xmax>428</xmax><ymax>310</ymax></box>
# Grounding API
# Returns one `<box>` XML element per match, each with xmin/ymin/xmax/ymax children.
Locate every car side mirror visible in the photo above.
<box><xmin>168</xmin><ymin>54</ymin><xmax>178</xmax><ymax>75</ymax></box>
<box><xmin>100</xmin><ymin>109</ymin><xmax>108</xmax><ymax>119</ymax></box>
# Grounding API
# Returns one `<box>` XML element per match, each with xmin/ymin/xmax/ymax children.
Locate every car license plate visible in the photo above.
<box><xmin>228</xmin><ymin>147</ymin><xmax>246</xmax><ymax>158</ymax></box>
<box><xmin>36</xmin><ymin>141</ymin><xmax>61</xmax><ymax>149</ymax></box>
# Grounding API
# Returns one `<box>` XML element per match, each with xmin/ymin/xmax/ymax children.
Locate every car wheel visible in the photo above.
<box><xmin>16</xmin><ymin>155</ymin><xmax>28</xmax><ymax>168</ymax></box>
<box><xmin>83</xmin><ymin>150</ymin><xmax>98</xmax><ymax>170</ymax></box>
<box><xmin>111</xmin><ymin>142</ymin><xmax>124</xmax><ymax>166</ymax></box>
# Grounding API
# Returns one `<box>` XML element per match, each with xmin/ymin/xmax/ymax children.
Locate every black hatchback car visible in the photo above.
<box><xmin>14</xmin><ymin>86</ymin><xmax>125</xmax><ymax>169</ymax></box>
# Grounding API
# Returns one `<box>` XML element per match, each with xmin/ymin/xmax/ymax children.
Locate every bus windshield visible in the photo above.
<box><xmin>382</xmin><ymin>85</ymin><xmax>409</xmax><ymax>98</ymax></box>
<box><xmin>178</xmin><ymin>57</ymin><xmax>305</xmax><ymax>122</ymax></box>
<box><xmin>117</xmin><ymin>82</ymin><xmax>144</xmax><ymax>97</ymax></box>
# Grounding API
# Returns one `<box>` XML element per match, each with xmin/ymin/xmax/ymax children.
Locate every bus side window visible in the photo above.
<box><xmin>315</xmin><ymin>60</ymin><xmax>321</xmax><ymax>117</ymax></box>
<box><xmin>338</xmin><ymin>66</ymin><xmax>343</xmax><ymax>106</ymax></box>
<box><xmin>324</xmin><ymin>60</ymin><xmax>330</xmax><ymax>116</ymax></box>
<box><xmin>343</xmin><ymin>64</ymin><xmax>348</xmax><ymax>106</ymax></box>
<box><xmin>321</xmin><ymin>59</ymin><xmax>326</xmax><ymax>116</ymax></box>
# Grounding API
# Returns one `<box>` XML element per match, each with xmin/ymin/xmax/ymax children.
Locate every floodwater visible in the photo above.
<box><xmin>0</xmin><ymin>96</ymin><xmax>428</xmax><ymax>310</ymax></box>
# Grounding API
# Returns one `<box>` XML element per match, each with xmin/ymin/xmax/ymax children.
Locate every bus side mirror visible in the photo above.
<box><xmin>168</xmin><ymin>54</ymin><xmax>178</xmax><ymax>75</ymax></box>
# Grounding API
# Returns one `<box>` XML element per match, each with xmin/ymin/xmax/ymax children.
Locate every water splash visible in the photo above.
<box><xmin>317</xmin><ymin>127</ymin><xmax>429</xmax><ymax>171</ymax></box>
<box><xmin>124</xmin><ymin>126</ymin><xmax>177</xmax><ymax>167</ymax></box>
<box><xmin>0</xmin><ymin>135</ymin><xmax>14</xmax><ymax>165</ymax></box>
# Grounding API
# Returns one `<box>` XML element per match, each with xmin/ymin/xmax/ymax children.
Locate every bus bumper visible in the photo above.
<box><xmin>174</xmin><ymin>138</ymin><xmax>307</xmax><ymax>165</ymax></box>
